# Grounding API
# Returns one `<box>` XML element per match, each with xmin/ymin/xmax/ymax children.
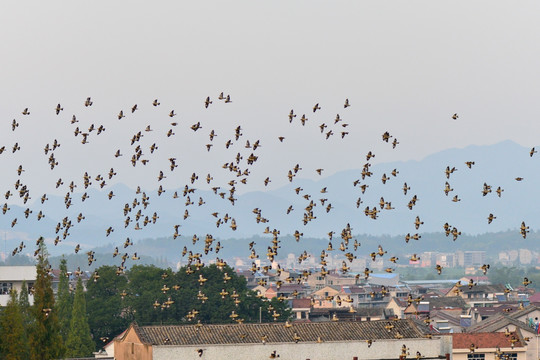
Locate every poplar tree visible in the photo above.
<box><xmin>29</xmin><ymin>243</ymin><xmax>64</xmax><ymax>360</ymax></box>
<box><xmin>18</xmin><ymin>280</ymin><xmax>33</xmax><ymax>328</ymax></box>
<box><xmin>0</xmin><ymin>290</ymin><xmax>29</xmax><ymax>360</ymax></box>
<box><xmin>65</xmin><ymin>277</ymin><xmax>95</xmax><ymax>357</ymax></box>
<box><xmin>56</xmin><ymin>257</ymin><xmax>72</xmax><ymax>342</ymax></box>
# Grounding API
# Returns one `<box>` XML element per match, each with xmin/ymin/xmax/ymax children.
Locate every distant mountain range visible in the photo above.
<box><xmin>0</xmin><ymin>140</ymin><xmax>538</xmax><ymax>257</ymax></box>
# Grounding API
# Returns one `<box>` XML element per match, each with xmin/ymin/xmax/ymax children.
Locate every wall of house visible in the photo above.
<box><xmin>385</xmin><ymin>300</ymin><xmax>404</xmax><ymax>319</ymax></box>
<box><xmin>0</xmin><ymin>281</ymin><xmax>34</xmax><ymax>306</ymax></box>
<box><xmin>493</xmin><ymin>325</ymin><xmax>538</xmax><ymax>360</ymax></box>
<box><xmin>515</xmin><ymin>309</ymin><xmax>540</xmax><ymax>324</ymax></box>
<box><xmin>453</xmin><ymin>348</ymin><xmax>526</xmax><ymax>360</ymax></box>
<box><xmin>115</xmin><ymin>327</ymin><xmax>153</xmax><ymax>360</ymax></box>
<box><xmin>153</xmin><ymin>337</ymin><xmax>450</xmax><ymax>360</ymax></box>
<box><xmin>520</xmin><ymin>329</ymin><xmax>539</xmax><ymax>360</ymax></box>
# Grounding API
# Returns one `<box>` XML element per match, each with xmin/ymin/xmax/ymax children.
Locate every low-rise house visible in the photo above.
<box><xmin>467</xmin><ymin>305</ymin><xmax>540</xmax><ymax>360</ymax></box>
<box><xmin>404</xmin><ymin>296</ymin><xmax>467</xmax><ymax>323</ymax></box>
<box><xmin>323</xmin><ymin>272</ymin><xmax>359</xmax><ymax>287</ymax></box>
<box><xmin>505</xmin><ymin>304</ymin><xmax>540</xmax><ymax>325</ymax></box>
<box><xmin>429</xmin><ymin>310</ymin><xmax>462</xmax><ymax>333</ymax></box>
<box><xmin>237</xmin><ymin>270</ymin><xmax>269</xmax><ymax>289</ymax></box>
<box><xmin>469</xmin><ymin>304</ymin><xmax>519</xmax><ymax>324</ymax></box>
<box><xmin>446</xmin><ymin>284</ymin><xmax>509</xmax><ymax>307</ymax></box>
<box><xmin>452</xmin><ymin>331</ymin><xmax>527</xmax><ymax>360</ymax></box>
<box><xmin>526</xmin><ymin>292</ymin><xmax>540</xmax><ymax>304</ymax></box>
<box><xmin>0</xmin><ymin>265</ymin><xmax>36</xmax><ymax>306</ymax></box>
<box><xmin>429</xmin><ymin>296</ymin><xmax>468</xmax><ymax>309</ymax></box>
<box><xmin>387</xmin><ymin>284</ymin><xmax>412</xmax><ymax>299</ymax></box>
<box><xmin>339</xmin><ymin>285</ymin><xmax>389</xmax><ymax>308</ymax></box>
<box><xmin>290</xmin><ymin>298</ymin><xmax>311</xmax><ymax>321</ymax></box>
<box><xmin>354</xmin><ymin>307</ymin><xmax>387</xmax><ymax>321</ymax></box>
<box><xmin>403</xmin><ymin>279</ymin><xmax>462</xmax><ymax>294</ymax></box>
<box><xmin>304</xmin><ymin>270</ymin><xmax>327</xmax><ymax>291</ymax></box>
<box><xmin>312</xmin><ymin>285</ymin><xmax>341</xmax><ymax>304</ymax></box>
<box><xmin>276</xmin><ymin>284</ymin><xmax>309</xmax><ymax>300</ymax></box>
<box><xmin>385</xmin><ymin>297</ymin><xmax>409</xmax><ymax>319</ymax></box>
<box><xmin>265</xmin><ymin>286</ymin><xmax>277</xmax><ymax>299</ymax></box>
<box><xmin>113</xmin><ymin>319</ymin><xmax>452</xmax><ymax>360</ymax></box>
<box><xmin>309</xmin><ymin>306</ymin><xmax>354</xmax><ymax>322</ymax></box>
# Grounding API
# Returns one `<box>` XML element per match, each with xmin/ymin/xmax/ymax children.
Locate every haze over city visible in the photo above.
<box><xmin>3</xmin><ymin>2</ymin><xmax>540</xmax><ymax>360</ymax></box>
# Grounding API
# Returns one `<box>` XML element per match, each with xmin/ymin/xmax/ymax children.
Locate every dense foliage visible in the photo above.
<box><xmin>28</xmin><ymin>243</ymin><xmax>64</xmax><ymax>360</ymax></box>
<box><xmin>0</xmin><ymin>290</ymin><xmax>29</xmax><ymax>360</ymax></box>
<box><xmin>65</xmin><ymin>277</ymin><xmax>95</xmax><ymax>357</ymax></box>
<box><xmin>86</xmin><ymin>265</ymin><xmax>131</xmax><ymax>346</ymax></box>
<box><xmin>87</xmin><ymin>264</ymin><xmax>291</xmax><ymax>347</ymax></box>
<box><xmin>56</xmin><ymin>257</ymin><xmax>72</xmax><ymax>343</ymax></box>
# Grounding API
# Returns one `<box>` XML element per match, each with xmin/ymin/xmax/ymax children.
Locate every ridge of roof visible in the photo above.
<box><xmin>134</xmin><ymin>319</ymin><xmax>428</xmax><ymax>346</ymax></box>
<box><xmin>467</xmin><ymin>314</ymin><xmax>531</xmax><ymax>333</ymax></box>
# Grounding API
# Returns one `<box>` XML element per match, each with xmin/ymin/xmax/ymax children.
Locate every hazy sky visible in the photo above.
<box><xmin>1</xmin><ymin>0</ymin><xmax>540</xmax><ymax>196</ymax></box>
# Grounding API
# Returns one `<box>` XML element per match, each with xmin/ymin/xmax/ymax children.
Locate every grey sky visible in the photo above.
<box><xmin>1</xmin><ymin>0</ymin><xmax>540</xmax><ymax>197</ymax></box>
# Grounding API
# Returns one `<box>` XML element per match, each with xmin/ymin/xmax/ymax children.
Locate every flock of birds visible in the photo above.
<box><xmin>1</xmin><ymin>94</ymin><xmax>536</xmax><ymax>330</ymax></box>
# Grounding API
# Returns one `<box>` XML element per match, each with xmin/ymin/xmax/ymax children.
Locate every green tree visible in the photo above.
<box><xmin>488</xmin><ymin>266</ymin><xmax>523</xmax><ymax>288</ymax></box>
<box><xmin>56</xmin><ymin>257</ymin><xmax>72</xmax><ymax>342</ymax></box>
<box><xmin>18</xmin><ymin>280</ymin><xmax>33</xmax><ymax>328</ymax></box>
<box><xmin>65</xmin><ymin>277</ymin><xmax>95</xmax><ymax>357</ymax></box>
<box><xmin>86</xmin><ymin>265</ymin><xmax>130</xmax><ymax>346</ymax></box>
<box><xmin>0</xmin><ymin>289</ymin><xmax>30</xmax><ymax>360</ymax></box>
<box><xmin>127</xmin><ymin>264</ymin><xmax>173</xmax><ymax>325</ymax></box>
<box><xmin>126</xmin><ymin>264</ymin><xmax>291</xmax><ymax>325</ymax></box>
<box><xmin>29</xmin><ymin>243</ymin><xmax>64</xmax><ymax>360</ymax></box>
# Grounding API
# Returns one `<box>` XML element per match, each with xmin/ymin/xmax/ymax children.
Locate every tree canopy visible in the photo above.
<box><xmin>65</xmin><ymin>277</ymin><xmax>95</xmax><ymax>357</ymax></box>
<box><xmin>0</xmin><ymin>289</ymin><xmax>29</xmax><ymax>360</ymax></box>
<box><xmin>56</xmin><ymin>257</ymin><xmax>72</xmax><ymax>343</ymax></box>
<box><xmin>29</xmin><ymin>243</ymin><xmax>64</xmax><ymax>360</ymax></box>
<box><xmin>86</xmin><ymin>263</ymin><xmax>291</xmax><ymax>347</ymax></box>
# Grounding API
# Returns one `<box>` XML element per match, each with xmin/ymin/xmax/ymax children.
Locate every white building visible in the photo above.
<box><xmin>0</xmin><ymin>265</ymin><xmax>36</xmax><ymax>306</ymax></box>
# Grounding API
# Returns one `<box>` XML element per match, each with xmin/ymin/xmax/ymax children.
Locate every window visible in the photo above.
<box><xmin>502</xmin><ymin>353</ymin><xmax>517</xmax><ymax>360</ymax></box>
<box><xmin>467</xmin><ymin>354</ymin><xmax>485</xmax><ymax>360</ymax></box>
<box><xmin>1</xmin><ymin>283</ymin><xmax>12</xmax><ymax>295</ymax></box>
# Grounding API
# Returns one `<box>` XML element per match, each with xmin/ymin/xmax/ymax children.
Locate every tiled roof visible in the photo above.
<box><xmin>527</xmin><ymin>293</ymin><xmax>540</xmax><ymax>302</ymax></box>
<box><xmin>452</xmin><ymin>331</ymin><xmax>524</xmax><ymax>349</ymax></box>
<box><xmin>504</xmin><ymin>304</ymin><xmax>540</xmax><ymax>320</ymax></box>
<box><xmin>466</xmin><ymin>313</ymin><xmax>531</xmax><ymax>333</ymax></box>
<box><xmin>132</xmin><ymin>319</ymin><xmax>428</xmax><ymax>346</ymax></box>
<box><xmin>474</xmin><ymin>305</ymin><xmax>517</xmax><ymax>317</ymax></box>
<box><xmin>428</xmin><ymin>296</ymin><xmax>467</xmax><ymax>310</ymax></box>
<box><xmin>459</xmin><ymin>284</ymin><xmax>507</xmax><ymax>294</ymax></box>
<box><xmin>341</xmin><ymin>285</ymin><xmax>364</xmax><ymax>294</ymax></box>
<box><xmin>277</xmin><ymin>284</ymin><xmax>307</xmax><ymax>292</ymax></box>
<box><xmin>309</xmin><ymin>307</ymin><xmax>353</xmax><ymax>315</ymax></box>
<box><xmin>314</xmin><ymin>285</ymin><xmax>341</xmax><ymax>293</ymax></box>
<box><xmin>429</xmin><ymin>310</ymin><xmax>462</xmax><ymax>326</ymax></box>
<box><xmin>391</xmin><ymin>297</ymin><xmax>408</xmax><ymax>308</ymax></box>
<box><xmin>291</xmin><ymin>298</ymin><xmax>311</xmax><ymax>309</ymax></box>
